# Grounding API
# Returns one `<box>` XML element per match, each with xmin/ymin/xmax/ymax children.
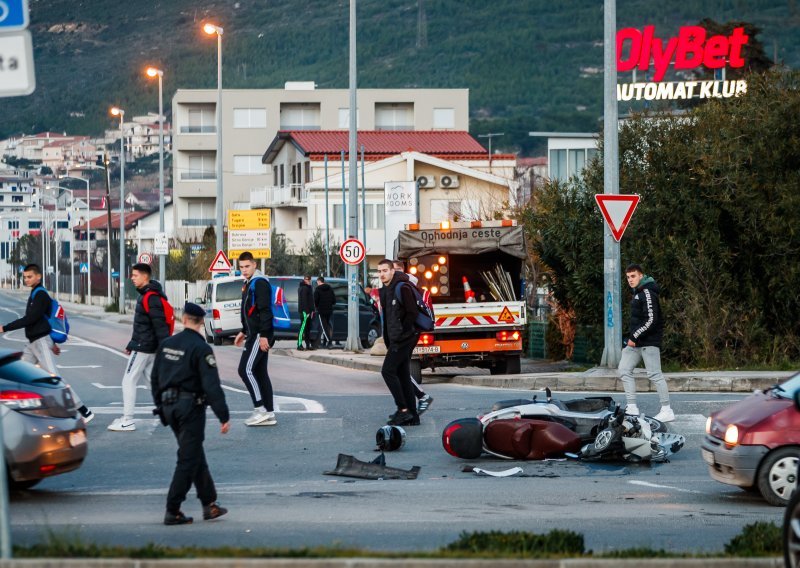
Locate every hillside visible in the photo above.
<box><xmin>1</xmin><ymin>0</ymin><xmax>799</xmax><ymax>155</ymax></box>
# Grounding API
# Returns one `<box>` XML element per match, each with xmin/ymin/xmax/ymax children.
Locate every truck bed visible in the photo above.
<box><xmin>433</xmin><ymin>301</ymin><xmax>526</xmax><ymax>330</ymax></box>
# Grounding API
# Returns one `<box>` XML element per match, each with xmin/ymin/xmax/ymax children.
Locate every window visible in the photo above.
<box><xmin>430</xmin><ymin>199</ymin><xmax>479</xmax><ymax>222</ymax></box>
<box><xmin>298</xmin><ymin>217</ymin><xmax>303</xmax><ymax>230</ymax></box>
<box><xmin>233</xmin><ymin>155</ymin><xmax>266</xmax><ymax>175</ymax></box>
<box><xmin>549</xmin><ymin>149</ymin><xmax>567</xmax><ymax>181</ymax></box>
<box><xmin>333</xmin><ymin>204</ymin><xmax>345</xmax><ymax>229</ymax></box>
<box><xmin>433</xmin><ymin>108</ymin><xmax>455</xmax><ymax>129</ymax></box>
<box><xmin>183</xmin><ymin>152</ymin><xmax>216</xmax><ymax>180</ymax></box>
<box><xmin>216</xmin><ymin>281</ymin><xmax>243</xmax><ymax>302</ymax></box>
<box><xmin>56</xmin><ymin>220</ymin><xmax>69</xmax><ymax>229</ymax></box>
<box><xmin>337</xmin><ymin>108</ymin><xmax>359</xmax><ymax>129</ymax></box>
<box><xmin>280</xmin><ymin>103</ymin><xmax>321</xmax><ymax>130</ymax></box>
<box><xmin>12</xmin><ymin>195</ymin><xmax>23</xmax><ymax>203</ymax></box>
<box><xmin>183</xmin><ymin>105</ymin><xmax>216</xmax><ymax>133</ymax></box>
<box><xmin>304</xmin><ymin>161</ymin><xmax>311</xmax><ymax>183</ymax></box>
<box><xmin>8</xmin><ymin>220</ymin><xmax>18</xmax><ymax>230</ymax></box>
<box><xmin>568</xmin><ymin>149</ymin><xmax>585</xmax><ymax>176</ymax></box>
<box><xmin>233</xmin><ymin>108</ymin><xmax>267</xmax><ymax>129</ymax></box>
<box><xmin>0</xmin><ymin>242</ymin><xmax>7</xmax><ymax>260</ymax></box>
<box><xmin>362</xmin><ymin>204</ymin><xmax>385</xmax><ymax>229</ymax></box>
<box><xmin>183</xmin><ymin>200</ymin><xmax>215</xmax><ymax>227</ymax></box>
<box><xmin>587</xmin><ymin>148</ymin><xmax>599</xmax><ymax>164</ymax></box>
<box><xmin>273</xmin><ymin>166</ymin><xmax>279</xmax><ymax>185</ymax></box>
<box><xmin>375</xmin><ymin>103</ymin><xmax>414</xmax><ymax>130</ymax></box>
<box><xmin>28</xmin><ymin>220</ymin><xmax>41</xmax><ymax>229</ymax></box>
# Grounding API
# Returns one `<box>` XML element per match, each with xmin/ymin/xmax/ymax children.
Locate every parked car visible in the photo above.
<box><xmin>1</xmin><ymin>349</ymin><xmax>88</xmax><ymax>489</ymax></box>
<box><xmin>783</xmin><ymin>390</ymin><xmax>800</xmax><ymax>567</ymax></box>
<box><xmin>702</xmin><ymin>371</ymin><xmax>800</xmax><ymax>506</ymax></box>
<box><xmin>201</xmin><ymin>275</ymin><xmax>245</xmax><ymax>345</ymax></box>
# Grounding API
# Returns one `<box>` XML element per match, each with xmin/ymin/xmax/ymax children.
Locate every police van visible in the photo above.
<box><xmin>199</xmin><ymin>275</ymin><xmax>245</xmax><ymax>345</ymax></box>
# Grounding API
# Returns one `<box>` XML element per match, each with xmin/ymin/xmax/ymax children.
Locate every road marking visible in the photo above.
<box><xmin>92</xmin><ymin>382</ymin><xmax>149</xmax><ymax>390</ymax></box>
<box><xmin>628</xmin><ymin>480</ymin><xmax>701</xmax><ymax>494</ymax></box>
<box><xmin>58</xmin><ymin>364</ymin><xmax>102</xmax><ymax>369</ymax></box>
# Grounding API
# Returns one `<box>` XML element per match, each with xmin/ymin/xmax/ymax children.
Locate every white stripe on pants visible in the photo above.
<box><xmin>121</xmin><ymin>351</ymin><xmax>155</xmax><ymax>421</ymax></box>
<box><xmin>22</xmin><ymin>335</ymin><xmax>84</xmax><ymax>408</ymax></box>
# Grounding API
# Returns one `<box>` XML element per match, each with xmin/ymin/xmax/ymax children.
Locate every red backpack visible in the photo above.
<box><xmin>143</xmin><ymin>290</ymin><xmax>175</xmax><ymax>335</ymax></box>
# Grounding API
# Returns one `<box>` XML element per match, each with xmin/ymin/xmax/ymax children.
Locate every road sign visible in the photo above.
<box><xmin>594</xmin><ymin>194</ymin><xmax>640</xmax><ymax>242</ymax></box>
<box><xmin>154</xmin><ymin>232</ymin><xmax>169</xmax><ymax>255</ymax></box>
<box><xmin>79</xmin><ymin>263</ymin><xmax>88</xmax><ymax>274</ymax></box>
<box><xmin>0</xmin><ymin>30</ymin><xmax>35</xmax><ymax>98</ymax></box>
<box><xmin>137</xmin><ymin>252</ymin><xmax>153</xmax><ymax>265</ymax></box>
<box><xmin>339</xmin><ymin>238</ymin><xmax>366</xmax><ymax>265</ymax></box>
<box><xmin>0</xmin><ymin>0</ymin><xmax>29</xmax><ymax>31</ymax></box>
<box><xmin>228</xmin><ymin>210</ymin><xmax>270</xmax><ymax>259</ymax></box>
<box><xmin>208</xmin><ymin>250</ymin><xmax>232</xmax><ymax>273</ymax></box>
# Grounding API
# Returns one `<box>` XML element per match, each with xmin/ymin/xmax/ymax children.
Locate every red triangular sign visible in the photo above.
<box><xmin>208</xmin><ymin>250</ymin><xmax>233</xmax><ymax>272</ymax></box>
<box><xmin>594</xmin><ymin>194</ymin><xmax>640</xmax><ymax>242</ymax></box>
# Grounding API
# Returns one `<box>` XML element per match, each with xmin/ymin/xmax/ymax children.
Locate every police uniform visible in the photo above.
<box><xmin>151</xmin><ymin>303</ymin><xmax>230</xmax><ymax>525</ymax></box>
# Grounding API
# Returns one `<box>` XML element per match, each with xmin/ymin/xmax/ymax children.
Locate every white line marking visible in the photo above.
<box><xmin>58</xmin><ymin>364</ymin><xmax>102</xmax><ymax>369</ymax></box>
<box><xmin>628</xmin><ymin>480</ymin><xmax>701</xmax><ymax>494</ymax></box>
<box><xmin>91</xmin><ymin>382</ymin><xmax>149</xmax><ymax>390</ymax></box>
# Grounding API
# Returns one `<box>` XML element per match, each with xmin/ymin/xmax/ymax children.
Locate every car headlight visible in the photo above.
<box><xmin>705</xmin><ymin>416</ymin><xmax>712</xmax><ymax>434</ymax></box>
<box><xmin>724</xmin><ymin>424</ymin><xmax>739</xmax><ymax>446</ymax></box>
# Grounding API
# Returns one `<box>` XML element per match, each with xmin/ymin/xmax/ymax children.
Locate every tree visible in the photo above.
<box><xmin>299</xmin><ymin>229</ymin><xmax>344</xmax><ymax>278</ymax></box>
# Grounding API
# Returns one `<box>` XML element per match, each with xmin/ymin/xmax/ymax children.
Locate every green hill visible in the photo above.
<box><xmin>1</xmin><ymin>0</ymin><xmax>798</xmax><ymax>155</ymax></box>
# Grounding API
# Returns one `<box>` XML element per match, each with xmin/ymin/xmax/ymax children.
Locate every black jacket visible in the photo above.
<box><xmin>313</xmin><ymin>283</ymin><xmax>336</xmax><ymax>316</ymax></box>
<box><xmin>627</xmin><ymin>276</ymin><xmax>664</xmax><ymax>348</ymax></box>
<box><xmin>379</xmin><ymin>272</ymin><xmax>419</xmax><ymax>349</ymax></box>
<box><xmin>298</xmin><ymin>280</ymin><xmax>314</xmax><ymax>314</ymax></box>
<box><xmin>241</xmin><ymin>273</ymin><xmax>274</xmax><ymax>340</ymax></box>
<box><xmin>150</xmin><ymin>328</ymin><xmax>229</xmax><ymax>424</ymax></box>
<box><xmin>127</xmin><ymin>280</ymin><xmax>171</xmax><ymax>354</ymax></box>
<box><xmin>4</xmin><ymin>283</ymin><xmax>52</xmax><ymax>342</ymax></box>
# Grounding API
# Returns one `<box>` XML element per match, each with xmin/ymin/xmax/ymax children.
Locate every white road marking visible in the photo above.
<box><xmin>91</xmin><ymin>382</ymin><xmax>149</xmax><ymax>390</ymax></box>
<box><xmin>628</xmin><ymin>480</ymin><xmax>701</xmax><ymax>494</ymax></box>
<box><xmin>58</xmin><ymin>364</ymin><xmax>102</xmax><ymax>369</ymax></box>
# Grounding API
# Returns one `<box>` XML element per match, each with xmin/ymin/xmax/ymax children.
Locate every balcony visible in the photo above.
<box><xmin>179</xmin><ymin>126</ymin><xmax>216</xmax><ymax>134</ymax></box>
<box><xmin>180</xmin><ymin>171</ymin><xmax>216</xmax><ymax>181</ymax></box>
<box><xmin>251</xmin><ymin>185</ymin><xmax>308</xmax><ymax>208</ymax></box>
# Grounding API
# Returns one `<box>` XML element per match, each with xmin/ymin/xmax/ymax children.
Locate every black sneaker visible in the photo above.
<box><xmin>297</xmin><ymin>346</ymin><xmax>306</xmax><ymax>351</ymax></box>
<box><xmin>164</xmin><ymin>511</ymin><xmax>193</xmax><ymax>525</ymax></box>
<box><xmin>417</xmin><ymin>395</ymin><xmax>434</xmax><ymax>415</ymax></box>
<box><xmin>388</xmin><ymin>411</ymin><xmax>420</xmax><ymax>426</ymax></box>
<box><xmin>203</xmin><ymin>502</ymin><xmax>228</xmax><ymax>521</ymax></box>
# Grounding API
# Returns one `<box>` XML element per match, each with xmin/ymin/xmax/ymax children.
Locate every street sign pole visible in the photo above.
<box><xmin>345</xmin><ymin>0</ymin><xmax>361</xmax><ymax>352</ymax></box>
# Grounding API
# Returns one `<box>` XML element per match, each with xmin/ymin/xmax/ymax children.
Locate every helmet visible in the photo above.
<box><xmin>376</xmin><ymin>425</ymin><xmax>406</xmax><ymax>451</ymax></box>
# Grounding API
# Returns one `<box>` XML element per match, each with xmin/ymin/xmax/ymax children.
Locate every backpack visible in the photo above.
<box><xmin>245</xmin><ymin>276</ymin><xmax>291</xmax><ymax>330</ymax></box>
<box><xmin>395</xmin><ymin>281</ymin><xmax>435</xmax><ymax>332</ymax></box>
<box><xmin>143</xmin><ymin>290</ymin><xmax>175</xmax><ymax>335</ymax></box>
<box><xmin>32</xmin><ymin>287</ymin><xmax>69</xmax><ymax>344</ymax></box>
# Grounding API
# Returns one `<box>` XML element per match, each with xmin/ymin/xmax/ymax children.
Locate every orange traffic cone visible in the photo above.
<box><xmin>462</xmin><ymin>276</ymin><xmax>476</xmax><ymax>303</ymax></box>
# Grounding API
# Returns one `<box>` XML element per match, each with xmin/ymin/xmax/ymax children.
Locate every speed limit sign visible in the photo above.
<box><xmin>339</xmin><ymin>238</ymin><xmax>366</xmax><ymax>265</ymax></box>
<box><xmin>138</xmin><ymin>252</ymin><xmax>153</xmax><ymax>265</ymax></box>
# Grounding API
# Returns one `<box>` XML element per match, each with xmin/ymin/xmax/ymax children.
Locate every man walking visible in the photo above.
<box><xmin>378</xmin><ymin>259</ymin><xmax>420</xmax><ymax>426</ymax></box>
<box><xmin>151</xmin><ymin>302</ymin><xmax>230</xmax><ymax>525</ymax></box>
<box><xmin>297</xmin><ymin>276</ymin><xmax>314</xmax><ymax>351</ymax></box>
<box><xmin>0</xmin><ymin>263</ymin><xmax>93</xmax><ymax>422</ymax></box>
<box><xmin>109</xmin><ymin>262</ymin><xmax>171</xmax><ymax>432</ymax></box>
<box><xmin>313</xmin><ymin>276</ymin><xmax>336</xmax><ymax>348</ymax></box>
<box><xmin>619</xmin><ymin>264</ymin><xmax>674</xmax><ymax>422</ymax></box>
<box><xmin>233</xmin><ymin>251</ymin><xmax>276</xmax><ymax>427</ymax></box>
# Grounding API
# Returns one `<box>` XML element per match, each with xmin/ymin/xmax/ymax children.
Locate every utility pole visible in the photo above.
<box><xmin>477</xmin><ymin>132</ymin><xmax>504</xmax><ymax>173</ymax></box>
<box><xmin>345</xmin><ymin>0</ymin><xmax>361</xmax><ymax>352</ymax></box>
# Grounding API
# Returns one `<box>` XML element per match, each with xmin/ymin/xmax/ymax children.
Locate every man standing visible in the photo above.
<box><xmin>378</xmin><ymin>259</ymin><xmax>420</xmax><ymax>426</ymax></box>
<box><xmin>619</xmin><ymin>264</ymin><xmax>673</xmax><ymax>422</ymax></box>
<box><xmin>234</xmin><ymin>251</ymin><xmax>276</xmax><ymax>427</ymax></box>
<box><xmin>297</xmin><ymin>276</ymin><xmax>314</xmax><ymax>351</ymax></box>
<box><xmin>109</xmin><ymin>263</ymin><xmax>171</xmax><ymax>432</ymax></box>
<box><xmin>0</xmin><ymin>263</ymin><xmax>93</xmax><ymax>422</ymax></box>
<box><xmin>151</xmin><ymin>302</ymin><xmax>229</xmax><ymax>526</ymax></box>
<box><xmin>313</xmin><ymin>276</ymin><xmax>336</xmax><ymax>348</ymax></box>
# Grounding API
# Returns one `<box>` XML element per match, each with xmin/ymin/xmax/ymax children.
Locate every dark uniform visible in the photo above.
<box><xmin>151</xmin><ymin>307</ymin><xmax>229</xmax><ymax>525</ymax></box>
<box><xmin>238</xmin><ymin>273</ymin><xmax>275</xmax><ymax>412</ymax></box>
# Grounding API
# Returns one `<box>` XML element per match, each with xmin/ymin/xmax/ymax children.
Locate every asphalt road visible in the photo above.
<box><xmin>0</xmin><ymin>292</ymin><xmax>785</xmax><ymax>554</ymax></box>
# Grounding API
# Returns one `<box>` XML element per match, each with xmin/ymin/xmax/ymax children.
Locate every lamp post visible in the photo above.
<box><xmin>145</xmin><ymin>67</ymin><xmax>166</xmax><ymax>281</ymax></box>
<box><xmin>111</xmin><ymin>106</ymin><xmax>127</xmax><ymax>314</ymax></box>
<box><xmin>48</xmin><ymin>186</ymin><xmax>77</xmax><ymax>302</ymax></box>
<box><xmin>39</xmin><ymin>192</ymin><xmax>59</xmax><ymax>298</ymax></box>
<box><xmin>203</xmin><ymin>23</ymin><xmax>224</xmax><ymax>255</ymax></box>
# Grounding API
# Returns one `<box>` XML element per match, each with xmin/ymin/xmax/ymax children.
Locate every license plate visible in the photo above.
<box><xmin>701</xmin><ymin>448</ymin><xmax>715</xmax><ymax>466</ymax></box>
<box><xmin>413</xmin><ymin>346</ymin><xmax>441</xmax><ymax>354</ymax></box>
<box><xmin>69</xmin><ymin>430</ymin><xmax>87</xmax><ymax>447</ymax></box>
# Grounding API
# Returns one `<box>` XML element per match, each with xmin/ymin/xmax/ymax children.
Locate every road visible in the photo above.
<box><xmin>0</xmin><ymin>292</ymin><xmax>784</xmax><ymax>554</ymax></box>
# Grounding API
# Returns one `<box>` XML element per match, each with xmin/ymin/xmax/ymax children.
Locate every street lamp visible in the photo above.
<box><xmin>145</xmin><ymin>66</ymin><xmax>166</xmax><ymax>281</ymax></box>
<box><xmin>203</xmin><ymin>23</ymin><xmax>224</xmax><ymax>256</ymax></box>
<box><xmin>111</xmin><ymin>106</ymin><xmax>127</xmax><ymax>314</ymax></box>
<box><xmin>46</xmin><ymin>186</ymin><xmax>78</xmax><ymax>303</ymax></box>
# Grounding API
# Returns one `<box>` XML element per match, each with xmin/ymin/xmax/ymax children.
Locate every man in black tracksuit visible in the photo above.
<box><xmin>297</xmin><ymin>276</ymin><xmax>314</xmax><ymax>351</ymax></box>
<box><xmin>151</xmin><ymin>302</ymin><xmax>229</xmax><ymax>526</ymax></box>
<box><xmin>313</xmin><ymin>276</ymin><xmax>336</xmax><ymax>348</ymax></box>
<box><xmin>233</xmin><ymin>252</ymin><xmax>276</xmax><ymax>427</ymax></box>
<box><xmin>378</xmin><ymin>258</ymin><xmax>420</xmax><ymax>426</ymax></box>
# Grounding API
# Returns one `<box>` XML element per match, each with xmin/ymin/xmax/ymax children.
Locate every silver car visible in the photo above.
<box><xmin>1</xmin><ymin>349</ymin><xmax>88</xmax><ymax>490</ymax></box>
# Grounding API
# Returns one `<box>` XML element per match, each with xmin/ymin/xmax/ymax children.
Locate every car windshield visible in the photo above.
<box><xmin>771</xmin><ymin>371</ymin><xmax>800</xmax><ymax>399</ymax></box>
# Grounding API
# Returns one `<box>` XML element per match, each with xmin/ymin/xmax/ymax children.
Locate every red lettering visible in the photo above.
<box><xmin>674</xmin><ymin>26</ymin><xmax>706</xmax><ymax>72</ymax></box>
<box><xmin>616</xmin><ymin>27</ymin><xmax>641</xmax><ymax>72</ymax></box>
<box><xmin>703</xmin><ymin>35</ymin><xmax>728</xmax><ymax>68</ymax></box>
<box><xmin>651</xmin><ymin>35</ymin><xmax>678</xmax><ymax>81</ymax></box>
<box><xmin>637</xmin><ymin>25</ymin><xmax>654</xmax><ymax>71</ymax></box>
<box><xmin>727</xmin><ymin>27</ymin><xmax>749</xmax><ymax>67</ymax></box>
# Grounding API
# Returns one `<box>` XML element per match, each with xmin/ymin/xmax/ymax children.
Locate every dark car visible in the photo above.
<box><xmin>1</xmin><ymin>349</ymin><xmax>88</xmax><ymax>489</ymax></box>
<box><xmin>702</xmin><ymin>371</ymin><xmax>800</xmax><ymax>506</ymax></box>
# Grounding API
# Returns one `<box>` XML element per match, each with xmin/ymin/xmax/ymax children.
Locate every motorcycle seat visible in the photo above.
<box><xmin>484</xmin><ymin>419</ymin><xmax>582</xmax><ymax>460</ymax></box>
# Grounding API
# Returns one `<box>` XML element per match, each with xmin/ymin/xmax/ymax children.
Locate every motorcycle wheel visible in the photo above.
<box><xmin>785</xmin><ymin>482</ymin><xmax>800</xmax><ymax>567</ymax></box>
<box><xmin>642</xmin><ymin>416</ymin><xmax>667</xmax><ymax>434</ymax></box>
<box><xmin>592</xmin><ymin>428</ymin><xmax>616</xmax><ymax>452</ymax></box>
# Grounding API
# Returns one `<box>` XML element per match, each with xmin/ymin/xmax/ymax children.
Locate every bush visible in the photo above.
<box><xmin>724</xmin><ymin>521</ymin><xmax>782</xmax><ymax>556</ymax></box>
<box><xmin>443</xmin><ymin>529</ymin><xmax>585</xmax><ymax>557</ymax></box>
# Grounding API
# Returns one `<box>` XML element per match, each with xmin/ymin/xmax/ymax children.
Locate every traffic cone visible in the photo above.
<box><xmin>462</xmin><ymin>276</ymin><xmax>476</xmax><ymax>303</ymax></box>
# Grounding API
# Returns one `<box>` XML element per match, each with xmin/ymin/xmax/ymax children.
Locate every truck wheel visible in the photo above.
<box><xmin>505</xmin><ymin>355</ymin><xmax>521</xmax><ymax>375</ymax></box>
<box><xmin>757</xmin><ymin>447</ymin><xmax>799</xmax><ymax>506</ymax></box>
<box><xmin>491</xmin><ymin>359</ymin><xmax>508</xmax><ymax>375</ymax></box>
<box><xmin>410</xmin><ymin>359</ymin><xmax>422</xmax><ymax>384</ymax></box>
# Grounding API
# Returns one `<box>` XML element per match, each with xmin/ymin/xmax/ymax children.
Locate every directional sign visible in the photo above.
<box><xmin>79</xmin><ymin>262</ymin><xmax>88</xmax><ymax>274</ymax></box>
<box><xmin>137</xmin><ymin>252</ymin><xmax>153</xmax><ymax>265</ymax></box>
<box><xmin>154</xmin><ymin>232</ymin><xmax>169</xmax><ymax>255</ymax></box>
<box><xmin>228</xmin><ymin>209</ymin><xmax>270</xmax><ymax>259</ymax></box>
<box><xmin>0</xmin><ymin>0</ymin><xmax>30</xmax><ymax>31</ymax></box>
<box><xmin>0</xmin><ymin>30</ymin><xmax>35</xmax><ymax>97</ymax></box>
<box><xmin>594</xmin><ymin>194</ymin><xmax>640</xmax><ymax>242</ymax></box>
<box><xmin>208</xmin><ymin>250</ymin><xmax>232</xmax><ymax>273</ymax></box>
<box><xmin>339</xmin><ymin>238</ymin><xmax>366</xmax><ymax>266</ymax></box>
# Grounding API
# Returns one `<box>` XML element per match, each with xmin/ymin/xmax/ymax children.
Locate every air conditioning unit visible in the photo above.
<box><xmin>440</xmin><ymin>175</ymin><xmax>460</xmax><ymax>189</ymax></box>
<box><xmin>416</xmin><ymin>175</ymin><xmax>436</xmax><ymax>189</ymax></box>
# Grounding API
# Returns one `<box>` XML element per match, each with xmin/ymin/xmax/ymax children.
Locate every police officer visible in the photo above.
<box><xmin>151</xmin><ymin>302</ymin><xmax>230</xmax><ymax>526</ymax></box>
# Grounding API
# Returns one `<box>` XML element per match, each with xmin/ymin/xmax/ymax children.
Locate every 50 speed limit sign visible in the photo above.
<box><xmin>339</xmin><ymin>238</ymin><xmax>366</xmax><ymax>265</ymax></box>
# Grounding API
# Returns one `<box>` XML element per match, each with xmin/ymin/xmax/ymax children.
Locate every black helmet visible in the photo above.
<box><xmin>376</xmin><ymin>425</ymin><xmax>406</xmax><ymax>451</ymax></box>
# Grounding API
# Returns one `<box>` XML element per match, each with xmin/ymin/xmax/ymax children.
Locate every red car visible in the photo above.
<box><xmin>702</xmin><ymin>372</ymin><xmax>800</xmax><ymax>506</ymax></box>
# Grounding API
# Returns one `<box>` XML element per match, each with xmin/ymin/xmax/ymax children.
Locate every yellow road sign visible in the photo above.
<box><xmin>229</xmin><ymin>249</ymin><xmax>271</xmax><ymax>260</ymax></box>
<box><xmin>228</xmin><ymin>210</ymin><xmax>270</xmax><ymax>230</ymax></box>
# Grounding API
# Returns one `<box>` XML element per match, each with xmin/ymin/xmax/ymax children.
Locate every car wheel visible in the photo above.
<box><xmin>758</xmin><ymin>447</ymin><xmax>799</xmax><ymax>506</ymax></box>
<box><xmin>410</xmin><ymin>359</ymin><xmax>422</xmax><ymax>384</ymax></box>
<box><xmin>361</xmin><ymin>324</ymin><xmax>379</xmax><ymax>349</ymax></box>
<box><xmin>785</xmin><ymin>482</ymin><xmax>800</xmax><ymax>567</ymax></box>
<box><xmin>213</xmin><ymin>335</ymin><xmax>223</xmax><ymax>346</ymax></box>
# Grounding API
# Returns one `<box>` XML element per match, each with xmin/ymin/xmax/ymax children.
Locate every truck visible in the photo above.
<box><xmin>395</xmin><ymin>220</ymin><xmax>527</xmax><ymax>381</ymax></box>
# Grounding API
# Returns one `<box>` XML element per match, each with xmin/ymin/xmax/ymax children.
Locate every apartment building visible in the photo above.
<box><xmin>171</xmin><ymin>83</ymin><xmax>469</xmax><ymax>241</ymax></box>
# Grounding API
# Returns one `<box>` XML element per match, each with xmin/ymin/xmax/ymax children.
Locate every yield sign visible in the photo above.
<box><xmin>594</xmin><ymin>194</ymin><xmax>640</xmax><ymax>242</ymax></box>
<box><xmin>208</xmin><ymin>250</ymin><xmax>232</xmax><ymax>273</ymax></box>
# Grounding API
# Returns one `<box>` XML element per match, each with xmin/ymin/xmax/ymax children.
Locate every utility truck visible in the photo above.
<box><xmin>395</xmin><ymin>220</ymin><xmax>527</xmax><ymax>381</ymax></box>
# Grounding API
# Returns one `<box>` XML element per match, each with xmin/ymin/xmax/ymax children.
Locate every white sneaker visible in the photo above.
<box><xmin>654</xmin><ymin>406</ymin><xmax>675</xmax><ymax>422</ymax></box>
<box><xmin>107</xmin><ymin>418</ymin><xmax>136</xmax><ymax>432</ymax></box>
<box><xmin>624</xmin><ymin>404</ymin><xmax>640</xmax><ymax>416</ymax></box>
<box><xmin>245</xmin><ymin>409</ymin><xmax>277</xmax><ymax>427</ymax></box>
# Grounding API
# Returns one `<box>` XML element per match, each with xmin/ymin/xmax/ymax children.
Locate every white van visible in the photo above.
<box><xmin>199</xmin><ymin>275</ymin><xmax>245</xmax><ymax>345</ymax></box>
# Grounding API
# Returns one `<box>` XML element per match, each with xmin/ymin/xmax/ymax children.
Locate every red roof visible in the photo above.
<box><xmin>73</xmin><ymin>211</ymin><xmax>150</xmax><ymax>231</ymax></box>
